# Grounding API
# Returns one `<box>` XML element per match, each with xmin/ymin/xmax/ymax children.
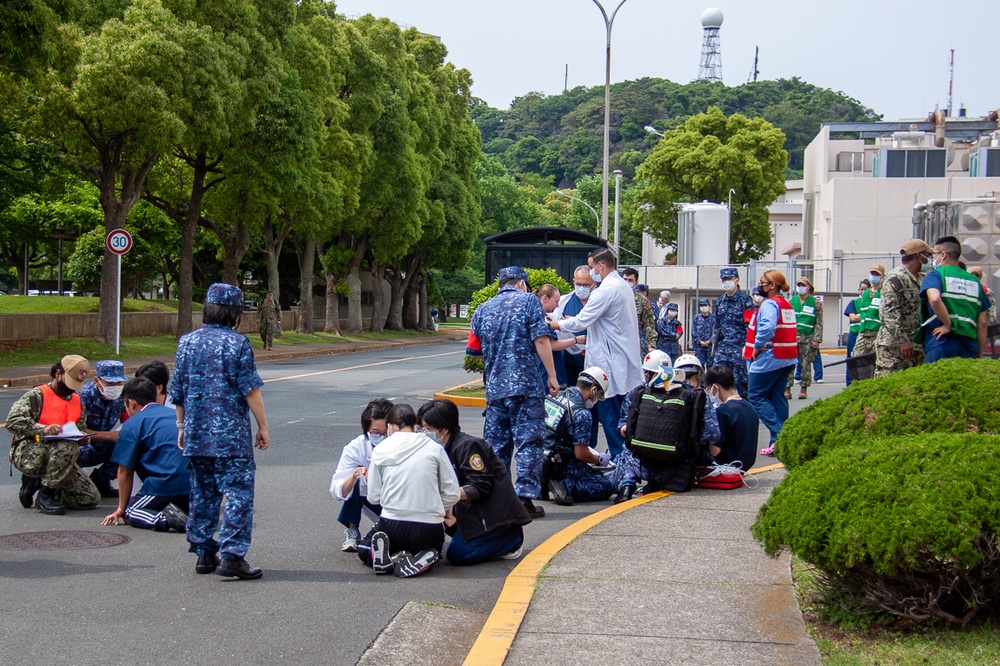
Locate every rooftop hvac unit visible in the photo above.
<box><xmin>873</xmin><ymin>148</ymin><xmax>946</xmax><ymax>178</ymax></box>
<box><xmin>835</xmin><ymin>152</ymin><xmax>864</xmax><ymax>172</ymax></box>
<box><xmin>970</xmin><ymin>148</ymin><xmax>1000</xmax><ymax>177</ymax></box>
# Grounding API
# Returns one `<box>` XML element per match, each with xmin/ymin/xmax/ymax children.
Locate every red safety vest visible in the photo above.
<box><xmin>743</xmin><ymin>297</ymin><xmax>798</xmax><ymax>360</ymax></box>
<box><xmin>37</xmin><ymin>383</ymin><xmax>83</xmax><ymax>426</ymax></box>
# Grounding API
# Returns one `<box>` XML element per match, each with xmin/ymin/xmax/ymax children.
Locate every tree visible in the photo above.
<box><xmin>632</xmin><ymin>106</ymin><xmax>787</xmax><ymax>262</ymax></box>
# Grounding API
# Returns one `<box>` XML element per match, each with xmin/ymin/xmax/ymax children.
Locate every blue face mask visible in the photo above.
<box><xmin>368</xmin><ymin>434</ymin><xmax>385</xmax><ymax>446</ymax></box>
<box><xmin>870</xmin><ymin>275</ymin><xmax>882</xmax><ymax>286</ymax></box>
<box><xmin>574</xmin><ymin>285</ymin><xmax>592</xmax><ymax>300</ymax></box>
<box><xmin>589</xmin><ymin>268</ymin><xmax>602</xmax><ymax>283</ymax></box>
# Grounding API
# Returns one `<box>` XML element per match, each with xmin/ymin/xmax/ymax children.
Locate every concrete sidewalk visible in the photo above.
<box><xmin>503</xmin><ymin>467</ymin><xmax>820</xmax><ymax>666</ymax></box>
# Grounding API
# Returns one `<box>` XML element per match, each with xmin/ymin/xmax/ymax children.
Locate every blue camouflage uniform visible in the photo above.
<box><xmin>170</xmin><ymin>283</ymin><xmax>264</xmax><ymax>560</ymax></box>
<box><xmin>545</xmin><ymin>386</ymin><xmax>615</xmax><ymax>502</ymax></box>
<box><xmin>691</xmin><ymin>299</ymin><xmax>716</xmax><ymax>369</ymax></box>
<box><xmin>656</xmin><ymin>304</ymin><xmax>682</xmax><ymax>359</ymax></box>
<box><xmin>77</xmin><ymin>361</ymin><xmax>126</xmax><ymax>484</ymax></box>
<box><xmin>713</xmin><ymin>268</ymin><xmax>755</xmax><ymax>398</ymax></box>
<box><xmin>470</xmin><ymin>267</ymin><xmax>550</xmax><ymax>500</ymax></box>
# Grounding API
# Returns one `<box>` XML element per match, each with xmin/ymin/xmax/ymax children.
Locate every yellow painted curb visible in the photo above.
<box><xmin>434</xmin><ymin>379</ymin><xmax>487</xmax><ymax>408</ymax></box>
<box><xmin>462</xmin><ymin>462</ymin><xmax>786</xmax><ymax>666</ymax></box>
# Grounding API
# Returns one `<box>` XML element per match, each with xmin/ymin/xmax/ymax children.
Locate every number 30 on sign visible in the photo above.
<box><xmin>106</xmin><ymin>229</ymin><xmax>133</xmax><ymax>255</ymax></box>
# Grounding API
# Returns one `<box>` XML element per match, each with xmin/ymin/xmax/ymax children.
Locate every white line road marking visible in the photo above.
<box><xmin>264</xmin><ymin>350</ymin><xmax>463</xmax><ymax>384</ymax></box>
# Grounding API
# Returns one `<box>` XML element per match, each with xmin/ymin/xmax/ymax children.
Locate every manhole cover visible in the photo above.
<box><xmin>0</xmin><ymin>531</ymin><xmax>132</xmax><ymax>551</ymax></box>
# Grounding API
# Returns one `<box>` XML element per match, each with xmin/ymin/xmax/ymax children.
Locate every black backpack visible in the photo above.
<box><xmin>624</xmin><ymin>385</ymin><xmax>705</xmax><ymax>463</ymax></box>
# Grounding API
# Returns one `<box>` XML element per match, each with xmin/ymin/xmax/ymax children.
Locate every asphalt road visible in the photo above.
<box><xmin>0</xmin><ymin>341</ymin><xmax>606</xmax><ymax>666</ymax></box>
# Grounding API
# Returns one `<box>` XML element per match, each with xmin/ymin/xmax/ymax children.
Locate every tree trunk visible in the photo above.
<box><xmin>370</xmin><ymin>261</ymin><xmax>387</xmax><ymax>333</ymax></box>
<box><xmin>206</xmin><ymin>218</ymin><xmax>250</xmax><ymax>286</ymax></box>
<box><xmin>294</xmin><ymin>234</ymin><xmax>317</xmax><ymax>334</ymax></box>
<box><xmin>386</xmin><ymin>261</ymin><xmax>405</xmax><ymax>332</ymax></box>
<box><xmin>418</xmin><ymin>271</ymin><xmax>428</xmax><ymax>332</ymax></box>
<box><xmin>323</xmin><ymin>273</ymin><xmax>342</xmax><ymax>335</ymax></box>
<box><xmin>403</xmin><ymin>274</ymin><xmax>420</xmax><ymax>330</ymax></box>
<box><xmin>346</xmin><ymin>268</ymin><xmax>363</xmax><ymax>333</ymax></box>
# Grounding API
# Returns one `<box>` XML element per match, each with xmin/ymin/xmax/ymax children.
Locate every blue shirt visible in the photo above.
<box><xmin>559</xmin><ymin>293</ymin><xmax>588</xmax><ymax>368</ymax></box>
<box><xmin>691</xmin><ymin>312</ymin><xmax>715</xmax><ymax>345</ymax></box>
<box><xmin>471</xmin><ymin>286</ymin><xmax>551</xmax><ymax>402</ymax></box>
<box><xmin>714</xmin><ymin>399</ymin><xmax>759</xmax><ymax>470</ymax></box>
<box><xmin>749</xmin><ymin>299</ymin><xmax>799</xmax><ymax>373</ymax></box>
<box><xmin>713</xmin><ymin>289</ymin><xmax>754</xmax><ymax>352</ymax></box>
<box><xmin>80</xmin><ymin>381</ymin><xmax>124</xmax><ymax>432</ymax></box>
<box><xmin>170</xmin><ymin>323</ymin><xmax>264</xmax><ymax>457</ymax></box>
<box><xmin>111</xmin><ymin>403</ymin><xmax>190</xmax><ymax>496</ymax></box>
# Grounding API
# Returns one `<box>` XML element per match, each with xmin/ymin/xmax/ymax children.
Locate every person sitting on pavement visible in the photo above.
<box><xmin>101</xmin><ymin>377</ymin><xmax>190</xmax><ymax>532</ymax></box>
<box><xmin>6</xmin><ymin>355</ymin><xmax>101</xmax><ymax>515</ymax></box>
<box><xmin>78</xmin><ymin>359</ymin><xmax>128</xmax><ymax>499</ymax></box>
<box><xmin>704</xmin><ymin>365</ymin><xmax>760</xmax><ymax>471</ymax></box>
<box><xmin>135</xmin><ymin>360</ymin><xmax>175</xmax><ymax>408</ymax></box>
<box><xmin>417</xmin><ymin>399</ymin><xmax>531</xmax><ymax>565</ymax></box>
<box><xmin>622</xmin><ymin>354</ymin><xmax>719</xmax><ymax>493</ymax></box>
<box><xmin>330</xmin><ymin>398</ymin><xmax>391</xmax><ymax>553</ymax></box>
<box><xmin>358</xmin><ymin>404</ymin><xmax>461</xmax><ymax>578</ymax></box>
<box><xmin>540</xmin><ymin>367</ymin><xmax>617</xmax><ymax>506</ymax></box>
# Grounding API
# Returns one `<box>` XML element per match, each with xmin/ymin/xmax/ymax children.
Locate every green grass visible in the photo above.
<box><xmin>791</xmin><ymin>555</ymin><xmax>1000</xmax><ymax>665</ymax></box>
<box><xmin>442</xmin><ymin>383</ymin><xmax>485</xmax><ymax>398</ymax></box>
<box><xmin>0</xmin><ymin>295</ymin><xmax>199</xmax><ymax>313</ymax></box>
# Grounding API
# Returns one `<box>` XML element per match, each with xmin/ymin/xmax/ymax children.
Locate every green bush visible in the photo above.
<box><xmin>753</xmin><ymin>433</ymin><xmax>1000</xmax><ymax>625</ymax></box>
<box><xmin>776</xmin><ymin>358</ymin><xmax>1000</xmax><ymax>469</ymax></box>
<box><xmin>463</xmin><ymin>354</ymin><xmax>484</xmax><ymax>374</ymax></box>
<box><xmin>467</xmin><ymin>267</ymin><xmax>572</xmax><ymax>318</ymax></box>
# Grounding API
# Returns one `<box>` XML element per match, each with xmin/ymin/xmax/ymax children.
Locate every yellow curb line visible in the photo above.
<box><xmin>462</xmin><ymin>462</ymin><xmax>786</xmax><ymax>666</ymax></box>
<box><xmin>434</xmin><ymin>379</ymin><xmax>487</xmax><ymax>408</ymax></box>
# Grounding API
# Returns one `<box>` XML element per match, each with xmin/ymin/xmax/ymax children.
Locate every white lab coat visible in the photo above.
<box><xmin>556</xmin><ymin>271</ymin><xmax>643</xmax><ymax>397</ymax></box>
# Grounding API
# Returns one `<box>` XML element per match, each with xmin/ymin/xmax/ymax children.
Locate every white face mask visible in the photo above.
<box><xmin>796</xmin><ymin>286</ymin><xmax>808</xmax><ymax>296</ymax></box>
<box><xmin>574</xmin><ymin>285</ymin><xmax>592</xmax><ymax>300</ymax></box>
<box><xmin>667</xmin><ymin>311</ymin><xmax>677</xmax><ymax>319</ymax></box>
<box><xmin>699</xmin><ymin>306</ymin><xmax>710</xmax><ymax>314</ymax></box>
<box><xmin>708</xmin><ymin>387</ymin><xmax>722</xmax><ymax>407</ymax></box>
<box><xmin>589</xmin><ymin>267</ymin><xmax>602</xmax><ymax>283</ymax></box>
<box><xmin>368</xmin><ymin>433</ymin><xmax>385</xmax><ymax>446</ymax></box>
<box><xmin>721</xmin><ymin>280</ymin><xmax>736</xmax><ymax>292</ymax></box>
<box><xmin>100</xmin><ymin>384</ymin><xmax>123</xmax><ymax>401</ymax></box>
<box><xmin>752</xmin><ymin>295</ymin><xmax>764</xmax><ymax>306</ymax></box>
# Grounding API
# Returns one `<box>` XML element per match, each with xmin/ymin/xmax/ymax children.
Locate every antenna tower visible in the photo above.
<box><xmin>947</xmin><ymin>49</ymin><xmax>954</xmax><ymax>117</ymax></box>
<box><xmin>697</xmin><ymin>7</ymin><xmax>724</xmax><ymax>82</ymax></box>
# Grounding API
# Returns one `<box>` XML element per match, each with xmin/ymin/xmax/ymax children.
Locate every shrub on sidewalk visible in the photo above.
<box><xmin>776</xmin><ymin>358</ymin><xmax>1000</xmax><ymax>468</ymax></box>
<box><xmin>753</xmin><ymin>432</ymin><xmax>1000</xmax><ymax>626</ymax></box>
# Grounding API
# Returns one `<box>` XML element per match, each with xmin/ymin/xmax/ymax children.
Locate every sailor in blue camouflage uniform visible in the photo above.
<box><xmin>171</xmin><ymin>283</ymin><xmax>271</xmax><ymax>580</ymax></box>
<box><xmin>712</xmin><ymin>268</ymin><xmax>755</xmax><ymax>398</ymax></box>
<box><xmin>542</xmin><ymin>367</ymin><xmax>616</xmax><ymax>505</ymax></box>
<box><xmin>655</xmin><ymin>302</ymin><xmax>682</xmax><ymax>358</ymax></box>
<box><xmin>471</xmin><ymin>266</ymin><xmax>559</xmax><ymax>519</ymax></box>
<box><xmin>691</xmin><ymin>298</ymin><xmax>715</xmax><ymax>369</ymax></box>
<box><xmin>77</xmin><ymin>360</ymin><xmax>127</xmax><ymax>496</ymax></box>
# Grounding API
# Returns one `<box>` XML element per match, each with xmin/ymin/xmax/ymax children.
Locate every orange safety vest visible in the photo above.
<box><xmin>743</xmin><ymin>297</ymin><xmax>798</xmax><ymax>360</ymax></box>
<box><xmin>37</xmin><ymin>383</ymin><xmax>83</xmax><ymax>427</ymax></box>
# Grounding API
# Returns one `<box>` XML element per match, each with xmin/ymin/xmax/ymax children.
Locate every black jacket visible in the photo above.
<box><xmin>445</xmin><ymin>430</ymin><xmax>532</xmax><ymax>541</ymax></box>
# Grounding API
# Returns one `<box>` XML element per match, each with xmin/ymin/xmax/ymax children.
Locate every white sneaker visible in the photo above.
<box><xmin>815</xmin><ymin>379</ymin><xmax>824</xmax><ymax>384</ymax></box>
<box><xmin>395</xmin><ymin>549</ymin><xmax>440</xmax><ymax>578</ymax></box>
<box><xmin>502</xmin><ymin>546</ymin><xmax>523</xmax><ymax>560</ymax></box>
<box><xmin>371</xmin><ymin>531</ymin><xmax>394</xmax><ymax>574</ymax></box>
<box><xmin>341</xmin><ymin>526</ymin><xmax>360</xmax><ymax>552</ymax></box>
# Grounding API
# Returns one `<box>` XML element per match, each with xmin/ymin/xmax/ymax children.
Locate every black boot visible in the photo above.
<box><xmin>613</xmin><ymin>484</ymin><xmax>636</xmax><ymax>505</ymax></box>
<box><xmin>217</xmin><ymin>556</ymin><xmax>263</xmax><ymax>580</ymax></box>
<box><xmin>520</xmin><ymin>498</ymin><xmax>545</xmax><ymax>519</ymax></box>
<box><xmin>18</xmin><ymin>474</ymin><xmax>42</xmax><ymax>509</ymax></box>
<box><xmin>196</xmin><ymin>552</ymin><xmax>220</xmax><ymax>574</ymax></box>
<box><xmin>35</xmin><ymin>488</ymin><xmax>66</xmax><ymax>515</ymax></box>
<box><xmin>90</xmin><ymin>470</ymin><xmax>117</xmax><ymax>499</ymax></box>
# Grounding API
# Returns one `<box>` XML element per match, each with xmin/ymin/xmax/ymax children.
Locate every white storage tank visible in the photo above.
<box><xmin>677</xmin><ymin>201</ymin><xmax>730</xmax><ymax>266</ymax></box>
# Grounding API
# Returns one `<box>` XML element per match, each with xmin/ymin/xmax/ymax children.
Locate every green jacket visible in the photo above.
<box><xmin>791</xmin><ymin>294</ymin><xmax>816</xmax><ymax>335</ymax></box>
<box><xmin>858</xmin><ymin>287</ymin><xmax>882</xmax><ymax>333</ymax></box>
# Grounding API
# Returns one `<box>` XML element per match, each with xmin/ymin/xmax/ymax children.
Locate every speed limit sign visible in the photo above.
<box><xmin>106</xmin><ymin>229</ymin><xmax>133</xmax><ymax>255</ymax></box>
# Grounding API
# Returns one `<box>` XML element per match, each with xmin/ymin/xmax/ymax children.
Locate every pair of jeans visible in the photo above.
<box><xmin>924</xmin><ymin>332</ymin><xmax>979</xmax><ymax>363</ymax></box>
<box><xmin>748</xmin><ymin>365</ymin><xmax>795</xmax><ymax>446</ymax></box>
<box><xmin>446</xmin><ymin>524</ymin><xmax>524</xmax><ymax>566</ymax></box>
<box><xmin>596</xmin><ymin>393</ymin><xmax>626</xmax><ymax>458</ymax></box>
<box><xmin>845</xmin><ymin>331</ymin><xmax>858</xmax><ymax>386</ymax></box>
<box><xmin>337</xmin><ymin>484</ymin><xmax>381</xmax><ymax>528</ymax></box>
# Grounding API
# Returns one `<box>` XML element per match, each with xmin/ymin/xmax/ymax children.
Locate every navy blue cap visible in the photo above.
<box><xmin>698</xmin><ymin>298</ymin><xmax>710</xmax><ymax>306</ymax></box>
<box><xmin>751</xmin><ymin>286</ymin><xmax>763</xmax><ymax>296</ymax></box>
<box><xmin>95</xmin><ymin>360</ymin><xmax>126</xmax><ymax>383</ymax></box>
<box><xmin>498</xmin><ymin>266</ymin><xmax>529</xmax><ymax>283</ymax></box>
<box><xmin>205</xmin><ymin>282</ymin><xmax>244</xmax><ymax>307</ymax></box>
<box><xmin>635</xmin><ymin>283</ymin><xmax>648</xmax><ymax>292</ymax></box>
<box><xmin>666</xmin><ymin>301</ymin><xmax>678</xmax><ymax>310</ymax></box>
<box><xmin>720</xmin><ymin>267</ymin><xmax>739</xmax><ymax>278</ymax></box>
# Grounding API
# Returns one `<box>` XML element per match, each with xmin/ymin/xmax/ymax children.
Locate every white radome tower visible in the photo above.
<box><xmin>697</xmin><ymin>7</ymin><xmax>724</xmax><ymax>82</ymax></box>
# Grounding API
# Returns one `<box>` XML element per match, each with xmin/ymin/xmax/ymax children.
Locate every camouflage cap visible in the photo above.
<box><xmin>205</xmin><ymin>283</ymin><xmax>244</xmax><ymax>307</ymax></box>
<box><xmin>698</xmin><ymin>298</ymin><xmax>710</xmax><ymax>306</ymax></box>
<box><xmin>95</xmin><ymin>360</ymin><xmax>126</xmax><ymax>383</ymax></box>
<box><xmin>497</xmin><ymin>266</ymin><xmax>528</xmax><ymax>283</ymax></box>
<box><xmin>720</xmin><ymin>267</ymin><xmax>739</xmax><ymax>279</ymax></box>
<box><xmin>666</xmin><ymin>301</ymin><xmax>679</xmax><ymax>311</ymax></box>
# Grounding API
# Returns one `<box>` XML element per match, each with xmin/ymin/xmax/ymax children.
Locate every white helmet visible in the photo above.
<box><xmin>642</xmin><ymin>350</ymin><xmax>672</xmax><ymax>372</ymax></box>
<box><xmin>580</xmin><ymin>366</ymin><xmax>610</xmax><ymax>395</ymax></box>
<box><xmin>674</xmin><ymin>354</ymin><xmax>703</xmax><ymax>372</ymax></box>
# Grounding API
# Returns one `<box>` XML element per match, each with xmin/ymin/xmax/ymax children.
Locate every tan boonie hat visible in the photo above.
<box><xmin>869</xmin><ymin>263</ymin><xmax>886</xmax><ymax>276</ymax></box>
<box><xmin>60</xmin><ymin>355</ymin><xmax>90</xmax><ymax>391</ymax></box>
<box><xmin>900</xmin><ymin>238</ymin><xmax>933</xmax><ymax>256</ymax></box>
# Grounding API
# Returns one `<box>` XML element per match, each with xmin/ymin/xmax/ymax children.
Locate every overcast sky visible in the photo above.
<box><xmin>334</xmin><ymin>0</ymin><xmax>996</xmax><ymax>122</ymax></box>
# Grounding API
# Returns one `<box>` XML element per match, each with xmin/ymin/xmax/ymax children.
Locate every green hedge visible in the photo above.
<box><xmin>776</xmin><ymin>358</ymin><xmax>1000</xmax><ymax>469</ymax></box>
<box><xmin>754</xmin><ymin>432</ymin><xmax>1000</xmax><ymax>624</ymax></box>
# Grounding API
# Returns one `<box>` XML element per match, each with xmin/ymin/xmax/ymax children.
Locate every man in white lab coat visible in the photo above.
<box><xmin>549</xmin><ymin>248</ymin><xmax>643</xmax><ymax>457</ymax></box>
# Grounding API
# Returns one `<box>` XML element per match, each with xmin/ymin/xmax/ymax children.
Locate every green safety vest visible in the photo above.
<box><xmin>858</xmin><ymin>287</ymin><xmax>881</xmax><ymax>332</ymax></box>
<box><xmin>924</xmin><ymin>265</ymin><xmax>984</xmax><ymax>340</ymax></box>
<box><xmin>849</xmin><ymin>297</ymin><xmax>862</xmax><ymax>334</ymax></box>
<box><xmin>790</xmin><ymin>294</ymin><xmax>816</xmax><ymax>335</ymax></box>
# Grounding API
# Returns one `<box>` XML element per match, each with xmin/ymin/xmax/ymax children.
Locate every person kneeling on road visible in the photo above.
<box><xmin>540</xmin><ymin>367</ymin><xmax>617</xmax><ymax>506</ymax></box>
<box><xmin>417</xmin><ymin>400</ymin><xmax>531</xmax><ymax>566</ymax></box>
<box><xmin>101</xmin><ymin>377</ymin><xmax>190</xmax><ymax>532</ymax></box>
<box><xmin>357</xmin><ymin>404</ymin><xmax>461</xmax><ymax>578</ymax></box>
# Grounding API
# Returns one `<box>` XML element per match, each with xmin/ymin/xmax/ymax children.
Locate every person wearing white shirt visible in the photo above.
<box><xmin>549</xmin><ymin>248</ymin><xmax>643</xmax><ymax>457</ymax></box>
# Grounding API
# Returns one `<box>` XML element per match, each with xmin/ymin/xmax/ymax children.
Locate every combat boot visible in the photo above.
<box><xmin>35</xmin><ymin>488</ymin><xmax>66</xmax><ymax>515</ymax></box>
<box><xmin>19</xmin><ymin>474</ymin><xmax>42</xmax><ymax>508</ymax></box>
<box><xmin>784</xmin><ymin>388</ymin><xmax>792</xmax><ymax>400</ymax></box>
<box><xmin>799</xmin><ymin>388</ymin><xmax>808</xmax><ymax>399</ymax></box>
<box><xmin>217</xmin><ymin>556</ymin><xmax>263</xmax><ymax>580</ymax></box>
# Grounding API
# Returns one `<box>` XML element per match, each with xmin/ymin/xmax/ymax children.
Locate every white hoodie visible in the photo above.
<box><xmin>367</xmin><ymin>431</ymin><xmax>461</xmax><ymax>524</ymax></box>
<box><xmin>329</xmin><ymin>433</ymin><xmax>375</xmax><ymax>502</ymax></box>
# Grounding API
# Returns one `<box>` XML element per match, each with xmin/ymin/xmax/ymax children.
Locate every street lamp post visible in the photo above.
<box><xmin>591</xmin><ymin>0</ymin><xmax>630</xmax><ymax>243</ymax></box>
<box><xmin>613</xmin><ymin>169</ymin><xmax>623</xmax><ymax>259</ymax></box>
<box><xmin>555</xmin><ymin>190</ymin><xmax>601</xmax><ymax>232</ymax></box>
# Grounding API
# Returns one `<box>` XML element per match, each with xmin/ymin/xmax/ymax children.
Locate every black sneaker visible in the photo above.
<box><xmin>18</xmin><ymin>474</ymin><xmax>42</xmax><ymax>509</ymax></box>
<box><xmin>196</xmin><ymin>552</ymin><xmax>220</xmax><ymax>574</ymax></box>
<box><xmin>520</xmin><ymin>498</ymin><xmax>545</xmax><ymax>519</ymax></box>
<box><xmin>90</xmin><ymin>470</ymin><xmax>117</xmax><ymax>499</ymax></box>
<box><xmin>547</xmin><ymin>479</ymin><xmax>574</xmax><ymax>506</ymax></box>
<box><xmin>613</xmin><ymin>484</ymin><xmax>636</xmax><ymax>505</ymax></box>
<box><xmin>370</xmin><ymin>531</ymin><xmax>394</xmax><ymax>574</ymax></box>
<box><xmin>217</xmin><ymin>556</ymin><xmax>263</xmax><ymax>580</ymax></box>
<box><xmin>35</xmin><ymin>488</ymin><xmax>66</xmax><ymax>515</ymax></box>
<box><xmin>161</xmin><ymin>503</ymin><xmax>188</xmax><ymax>533</ymax></box>
<box><xmin>394</xmin><ymin>550</ymin><xmax>440</xmax><ymax>578</ymax></box>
